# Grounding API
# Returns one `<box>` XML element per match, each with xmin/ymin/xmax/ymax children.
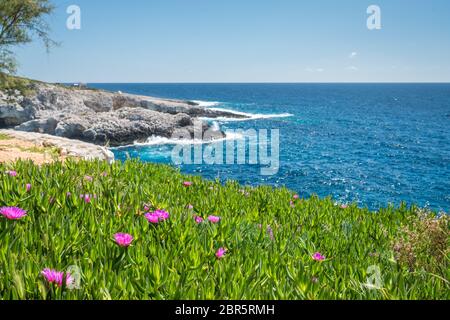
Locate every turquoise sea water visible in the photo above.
<box><xmin>89</xmin><ymin>83</ymin><xmax>450</xmax><ymax>212</ymax></box>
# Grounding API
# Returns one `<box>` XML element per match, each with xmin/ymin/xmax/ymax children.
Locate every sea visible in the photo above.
<box><xmin>88</xmin><ymin>83</ymin><xmax>450</xmax><ymax>212</ymax></box>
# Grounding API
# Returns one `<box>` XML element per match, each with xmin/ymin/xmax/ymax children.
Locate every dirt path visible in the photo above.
<box><xmin>0</xmin><ymin>130</ymin><xmax>114</xmax><ymax>164</ymax></box>
<box><xmin>0</xmin><ymin>136</ymin><xmax>63</xmax><ymax>164</ymax></box>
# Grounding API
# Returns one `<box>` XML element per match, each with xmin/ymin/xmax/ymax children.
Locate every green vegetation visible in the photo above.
<box><xmin>16</xmin><ymin>145</ymin><xmax>61</xmax><ymax>157</ymax></box>
<box><xmin>0</xmin><ymin>159</ymin><xmax>448</xmax><ymax>300</ymax></box>
<box><xmin>0</xmin><ymin>133</ymin><xmax>11</xmax><ymax>140</ymax></box>
<box><xmin>0</xmin><ymin>73</ymin><xmax>35</xmax><ymax>96</ymax></box>
<box><xmin>1</xmin><ymin>0</ymin><xmax>55</xmax><ymax>94</ymax></box>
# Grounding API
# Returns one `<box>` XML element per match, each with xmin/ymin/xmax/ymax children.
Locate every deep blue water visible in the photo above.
<box><xmin>89</xmin><ymin>83</ymin><xmax>450</xmax><ymax>212</ymax></box>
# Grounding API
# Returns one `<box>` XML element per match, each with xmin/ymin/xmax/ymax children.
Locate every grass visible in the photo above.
<box><xmin>17</xmin><ymin>145</ymin><xmax>61</xmax><ymax>158</ymax></box>
<box><xmin>0</xmin><ymin>159</ymin><xmax>448</xmax><ymax>300</ymax></box>
<box><xmin>0</xmin><ymin>133</ymin><xmax>11</xmax><ymax>141</ymax></box>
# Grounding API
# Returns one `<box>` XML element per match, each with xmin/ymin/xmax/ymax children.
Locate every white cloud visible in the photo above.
<box><xmin>306</xmin><ymin>67</ymin><xmax>325</xmax><ymax>73</ymax></box>
<box><xmin>347</xmin><ymin>66</ymin><xmax>358</xmax><ymax>71</ymax></box>
<box><xmin>349</xmin><ymin>52</ymin><xmax>358</xmax><ymax>59</ymax></box>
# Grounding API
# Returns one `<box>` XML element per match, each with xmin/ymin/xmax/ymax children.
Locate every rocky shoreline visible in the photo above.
<box><xmin>0</xmin><ymin>82</ymin><xmax>247</xmax><ymax>147</ymax></box>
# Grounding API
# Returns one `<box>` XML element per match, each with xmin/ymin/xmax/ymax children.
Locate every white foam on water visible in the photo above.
<box><xmin>192</xmin><ymin>100</ymin><xmax>221</xmax><ymax>107</ymax></box>
<box><xmin>112</xmin><ymin>131</ymin><xmax>244</xmax><ymax>149</ymax></box>
<box><xmin>203</xmin><ymin>107</ymin><xmax>294</xmax><ymax>122</ymax></box>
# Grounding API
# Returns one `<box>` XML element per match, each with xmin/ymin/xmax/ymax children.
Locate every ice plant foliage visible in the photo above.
<box><xmin>114</xmin><ymin>233</ymin><xmax>134</xmax><ymax>247</ymax></box>
<box><xmin>41</xmin><ymin>269</ymin><xmax>73</xmax><ymax>287</ymax></box>
<box><xmin>0</xmin><ymin>207</ymin><xmax>27</xmax><ymax>220</ymax></box>
<box><xmin>0</xmin><ymin>160</ymin><xmax>447</xmax><ymax>299</ymax></box>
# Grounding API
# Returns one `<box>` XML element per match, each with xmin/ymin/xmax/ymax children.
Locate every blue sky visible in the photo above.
<box><xmin>15</xmin><ymin>0</ymin><xmax>450</xmax><ymax>82</ymax></box>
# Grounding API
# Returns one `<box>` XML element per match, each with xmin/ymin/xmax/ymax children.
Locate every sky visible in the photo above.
<box><xmin>14</xmin><ymin>0</ymin><xmax>450</xmax><ymax>83</ymax></box>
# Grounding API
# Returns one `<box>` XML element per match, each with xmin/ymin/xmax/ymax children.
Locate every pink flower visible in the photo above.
<box><xmin>208</xmin><ymin>215</ymin><xmax>220</xmax><ymax>224</ymax></box>
<box><xmin>216</xmin><ymin>248</ymin><xmax>227</xmax><ymax>259</ymax></box>
<box><xmin>183</xmin><ymin>181</ymin><xmax>193</xmax><ymax>187</ymax></box>
<box><xmin>66</xmin><ymin>192</ymin><xmax>72</xmax><ymax>197</ymax></box>
<box><xmin>101</xmin><ymin>172</ymin><xmax>108</xmax><ymax>177</ymax></box>
<box><xmin>144</xmin><ymin>205</ymin><xmax>150</xmax><ymax>212</ymax></box>
<box><xmin>41</xmin><ymin>269</ymin><xmax>72</xmax><ymax>287</ymax></box>
<box><xmin>312</xmin><ymin>252</ymin><xmax>325</xmax><ymax>261</ymax></box>
<box><xmin>194</xmin><ymin>215</ymin><xmax>204</xmax><ymax>224</ymax></box>
<box><xmin>145</xmin><ymin>213</ymin><xmax>160</xmax><ymax>224</ymax></box>
<box><xmin>81</xmin><ymin>194</ymin><xmax>91</xmax><ymax>203</ymax></box>
<box><xmin>6</xmin><ymin>170</ymin><xmax>17</xmax><ymax>177</ymax></box>
<box><xmin>290</xmin><ymin>201</ymin><xmax>295</xmax><ymax>208</ymax></box>
<box><xmin>293</xmin><ymin>194</ymin><xmax>300</xmax><ymax>200</ymax></box>
<box><xmin>84</xmin><ymin>175</ymin><xmax>93</xmax><ymax>182</ymax></box>
<box><xmin>340</xmin><ymin>204</ymin><xmax>348</xmax><ymax>209</ymax></box>
<box><xmin>26</xmin><ymin>184</ymin><xmax>32</xmax><ymax>192</ymax></box>
<box><xmin>0</xmin><ymin>207</ymin><xmax>27</xmax><ymax>220</ymax></box>
<box><xmin>66</xmin><ymin>272</ymin><xmax>74</xmax><ymax>288</ymax></box>
<box><xmin>114</xmin><ymin>233</ymin><xmax>133</xmax><ymax>247</ymax></box>
<box><xmin>145</xmin><ymin>210</ymin><xmax>169</xmax><ymax>224</ymax></box>
<box><xmin>154</xmin><ymin>210</ymin><xmax>170</xmax><ymax>221</ymax></box>
<box><xmin>186</xmin><ymin>204</ymin><xmax>194</xmax><ymax>210</ymax></box>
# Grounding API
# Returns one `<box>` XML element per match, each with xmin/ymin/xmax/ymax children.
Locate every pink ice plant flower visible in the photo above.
<box><xmin>312</xmin><ymin>252</ymin><xmax>326</xmax><ymax>261</ymax></box>
<box><xmin>41</xmin><ymin>269</ymin><xmax>73</xmax><ymax>287</ymax></box>
<box><xmin>114</xmin><ymin>233</ymin><xmax>134</xmax><ymax>247</ymax></box>
<box><xmin>84</xmin><ymin>175</ymin><xmax>93</xmax><ymax>182</ymax></box>
<box><xmin>0</xmin><ymin>207</ymin><xmax>27</xmax><ymax>220</ymax></box>
<box><xmin>26</xmin><ymin>184</ymin><xmax>32</xmax><ymax>192</ymax></box>
<box><xmin>340</xmin><ymin>204</ymin><xmax>349</xmax><ymax>209</ymax></box>
<box><xmin>6</xmin><ymin>170</ymin><xmax>17</xmax><ymax>177</ymax></box>
<box><xmin>293</xmin><ymin>194</ymin><xmax>300</xmax><ymax>200</ymax></box>
<box><xmin>145</xmin><ymin>210</ymin><xmax>170</xmax><ymax>224</ymax></box>
<box><xmin>80</xmin><ymin>194</ymin><xmax>94</xmax><ymax>203</ymax></box>
<box><xmin>183</xmin><ymin>181</ymin><xmax>193</xmax><ymax>187</ymax></box>
<box><xmin>145</xmin><ymin>213</ymin><xmax>160</xmax><ymax>224</ymax></box>
<box><xmin>208</xmin><ymin>215</ymin><xmax>220</xmax><ymax>224</ymax></box>
<box><xmin>194</xmin><ymin>215</ymin><xmax>204</xmax><ymax>224</ymax></box>
<box><xmin>216</xmin><ymin>248</ymin><xmax>227</xmax><ymax>259</ymax></box>
<box><xmin>154</xmin><ymin>210</ymin><xmax>170</xmax><ymax>221</ymax></box>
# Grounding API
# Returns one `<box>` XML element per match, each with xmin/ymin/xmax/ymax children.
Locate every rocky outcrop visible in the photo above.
<box><xmin>0</xmin><ymin>82</ymin><xmax>247</xmax><ymax>146</ymax></box>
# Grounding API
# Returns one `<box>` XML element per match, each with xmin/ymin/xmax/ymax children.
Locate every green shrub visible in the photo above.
<box><xmin>0</xmin><ymin>73</ymin><xmax>34</xmax><ymax>96</ymax></box>
<box><xmin>393</xmin><ymin>210</ymin><xmax>449</xmax><ymax>274</ymax></box>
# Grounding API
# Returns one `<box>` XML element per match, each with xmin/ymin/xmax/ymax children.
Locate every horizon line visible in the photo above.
<box><xmin>59</xmin><ymin>81</ymin><xmax>450</xmax><ymax>85</ymax></box>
